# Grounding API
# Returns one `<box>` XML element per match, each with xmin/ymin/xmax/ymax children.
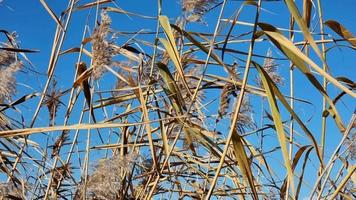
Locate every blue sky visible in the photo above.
<box><xmin>0</xmin><ymin>0</ymin><xmax>355</xmax><ymax>199</ymax></box>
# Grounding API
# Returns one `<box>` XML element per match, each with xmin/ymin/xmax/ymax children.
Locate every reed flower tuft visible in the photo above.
<box><xmin>44</xmin><ymin>79</ymin><xmax>61</xmax><ymax>125</ymax></box>
<box><xmin>0</xmin><ymin>182</ymin><xmax>23</xmax><ymax>199</ymax></box>
<box><xmin>91</xmin><ymin>10</ymin><xmax>115</xmax><ymax>79</ymax></box>
<box><xmin>218</xmin><ymin>66</ymin><xmax>255</xmax><ymax>131</ymax></box>
<box><xmin>257</xmin><ymin>48</ymin><xmax>283</xmax><ymax>87</ymax></box>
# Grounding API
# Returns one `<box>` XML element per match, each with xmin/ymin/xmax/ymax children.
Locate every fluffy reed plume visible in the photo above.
<box><xmin>218</xmin><ymin>66</ymin><xmax>255</xmax><ymax>131</ymax></box>
<box><xmin>74</xmin><ymin>154</ymin><xmax>137</xmax><ymax>200</ymax></box>
<box><xmin>181</xmin><ymin>0</ymin><xmax>218</xmax><ymax>22</ymax></box>
<box><xmin>91</xmin><ymin>10</ymin><xmax>115</xmax><ymax>79</ymax></box>
<box><xmin>218</xmin><ymin>82</ymin><xmax>235</xmax><ymax>120</ymax></box>
<box><xmin>0</xmin><ymin>182</ymin><xmax>23</xmax><ymax>199</ymax></box>
<box><xmin>257</xmin><ymin>49</ymin><xmax>283</xmax><ymax>87</ymax></box>
<box><xmin>0</xmin><ymin>44</ymin><xmax>23</xmax><ymax>102</ymax></box>
<box><xmin>49</xmin><ymin>163</ymin><xmax>72</xmax><ymax>196</ymax></box>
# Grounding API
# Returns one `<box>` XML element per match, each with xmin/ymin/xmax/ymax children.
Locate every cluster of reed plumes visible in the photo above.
<box><xmin>0</xmin><ymin>0</ymin><xmax>355</xmax><ymax>199</ymax></box>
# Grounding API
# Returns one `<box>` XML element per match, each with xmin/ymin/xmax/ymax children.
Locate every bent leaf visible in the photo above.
<box><xmin>258</xmin><ymin>23</ymin><xmax>350</xmax><ymax>132</ymax></box>
<box><xmin>254</xmin><ymin>61</ymin><xmax>323</xmax><ymax>165</ymax></box>
<box><xmin>325</xmin><ymin>20</ymin><xmax>356</xmax><ymax>47</ymax></box>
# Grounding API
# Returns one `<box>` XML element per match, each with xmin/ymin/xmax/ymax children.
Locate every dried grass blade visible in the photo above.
<box><xmin>154</xmin><ymin>98</ymin><xmax>170</xmax><ymax>158</ymax></box>
<box><xmin>258</xmin><ymin>23</ymin><xmax>354</xmax><ymax>97</ymax></box>
<box><xmin>0</xmin><ymin>93</ymin><xmax>40</xmax><ymax>112</ymax></box>
<box><xmin>136</xmin><ymin>79</ymin><xmax>158</xmax><ymax>169</ymax></box>
<box><xmin>39</xmin><ymin>0</ymin><xmax>64</xmax><ymax>30</ymax></box>
<box><xmin>284</xmin><ymin>0</ymin><xmax>324</xmax><ymax>63</ymax></box>
<box><xmin>59</xmin><ymin>47</ymin><xmax>92</xmax><ymax>57</ymax></box>
<box><xmin>74</xmin><ymin>0</ymin><xmax>112</xmax><ymax>11</ymax></box>
<box><xmin>157</xmin><ymin>63</ymin><xmax>195</xmax><ymax>153</ymax></box>
<box><xmin>231</xmin><ymin>130</ymin><xmax>258</xmax><ymax>200</ymax></box>
<box><xmin>158</xmin><ymin>16</ymin><xmax>191</xmax><ymax>95</ymax></box>
<box><xmin>221</xmin><ymin>5</ymin><xmax>243</xmax><ymax>61</ymax></box>
<box><xmin>303</xmin><ymin>0</ymin><xmax>312</xmax><ymax>28</ymax></box>
<box><xmin>280</xmin><ymin>145</ymin><xmax>313</xmax><ymax>197</ymax></box>
<box><xmin>296</xmin><ymin>146</ymin><xmax>314</xmax><ymax>200</ymax></box>
<box><xmin>170</xmin><ymin>24</ymin><xmax>233</xmax><ymax>74</ymax></box>
<box><xmin>156</xmin><ymin>62</ymin><xmax>186</xmax><ymax>112</ymax></box>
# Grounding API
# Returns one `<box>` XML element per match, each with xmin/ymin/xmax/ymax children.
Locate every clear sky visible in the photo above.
<box><xmin>0</xmin><ymin>0</ymin><xmax>355</xmax><ymax>199</ymax></box>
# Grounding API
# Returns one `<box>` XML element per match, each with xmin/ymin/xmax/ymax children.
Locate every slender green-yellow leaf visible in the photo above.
<box><xmin>158</xmin><ymin>16</ymin><xmax>191</xmax><ymax>95</ymax></box>
<box><xmin>254</xmin><ymin>61</ymin><xmax>324</xmax><ymax>165</ymax></box>
<box><xmin>256</xmin><ymin>61</ymin><xmax>295</xmax><ymax>196</ymax></box>
<box><xmin>157</xmin><ymin>62</ymin><xmax>195</xmax><ymax>151</ymax></box>
<box><xmin>156</xmin><ymin>62</ymin><xmax>186</xmax><ymax>112</ymax></box>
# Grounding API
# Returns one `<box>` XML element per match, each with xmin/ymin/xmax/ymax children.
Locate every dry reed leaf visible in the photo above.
<box><xmin>330</xmin><ymin>164</ymin><xmax>356</xmax><ymax>199</ymax></box>
<box><xmin>157</xmin><ymin>62</ymin><xmax>195</xmax><ymax>152</ymax></box>
<box><xmin>280</xmin><ymin>145</ymin><xmax>313</xmax><ymax>198</ymax></box>
<box><xmin>295</xmin><ymin>146</ymin><xmax>314</xmax><ymax>199</ymax></box>
<box><xmin>76</xmin><ymin>62</ymin><xmax>92</xmax><ymax>108</ymax></box>
<box><xmin>170</xmin><ymin>24</ymin><xmax>235</xmax><ymax>77</ymax></box>
<box><xmin>74</xmin><ymin>0</ymin><xmax>112</xmax><ymax>11</ymax></box>
<box><xmin>0</xmin><ymin>47</ymin><xmax>38</xmax><ymax>53</ymax></box>
<box><xmin>302</xmin><ymin>0</ymin><xmax>312</xmax><ymax>28</ymax></box>
<box><xmin>325</xmin><ymin>20</ymin><xmax>356</xmax><ymax>47</ymax></box>
<box><xmin>59</xmin><ymin>47</ymin><xmax>92</xmax><ymax>57</ymax></box>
